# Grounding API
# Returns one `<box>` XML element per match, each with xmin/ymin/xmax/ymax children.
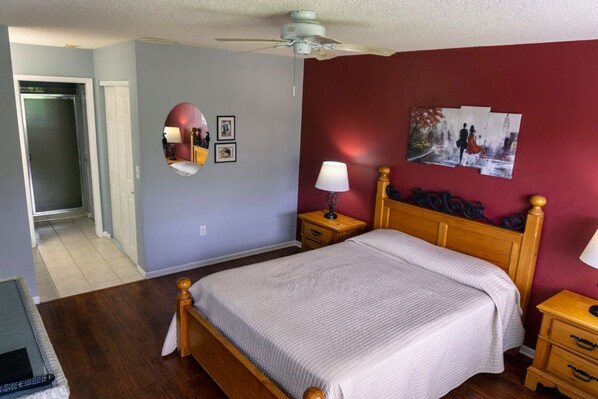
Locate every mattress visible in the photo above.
<box><xmin>162</xmin><ymin>229</ymin><xmax>524</xmax><ymax>398</ymax></box>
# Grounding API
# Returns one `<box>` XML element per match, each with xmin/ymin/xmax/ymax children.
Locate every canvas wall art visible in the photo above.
<box><xmin>407</xmin><ymin>105</ymin><xmax>522</xmax><ymax>179</ymax></box>
<box><xmin>407</xmin><ymin>107</ymin><xmax>461</xmax><ymax>167</ymax></box>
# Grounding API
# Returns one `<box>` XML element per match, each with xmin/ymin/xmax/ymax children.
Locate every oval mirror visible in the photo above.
<box><xmin>162</xmin><ymin>102</ymin><xmax>210</xmax><ymax>176</ymax></box>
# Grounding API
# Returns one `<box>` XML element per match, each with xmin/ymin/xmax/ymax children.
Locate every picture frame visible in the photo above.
<box><xmin>214</xmin><ymin>142</ymin><xmax>237</xmax><ymax>163</ymax></box>
<box><xmin>217</xmin><ymin>116</ymin><xmax>235</xmax><ymax>141</ymax></box>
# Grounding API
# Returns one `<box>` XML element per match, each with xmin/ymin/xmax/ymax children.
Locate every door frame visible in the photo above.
<box><xmin>14</xmin><ymin>75</ymin><xmax>102</xmax><ymax>246</ymax></box>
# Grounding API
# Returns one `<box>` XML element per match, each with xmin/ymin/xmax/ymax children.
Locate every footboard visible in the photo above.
<box><xmin>176</xmin><ymin>278</ymin><xmax>325</xmax><ymax>399</ymax></box>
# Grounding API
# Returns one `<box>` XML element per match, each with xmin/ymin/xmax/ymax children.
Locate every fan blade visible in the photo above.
<box><xmin>235</xmin><ymin>43</ymin><xmax>289</xmax><ymax>54</ymax></box>
<box><xmin>215</xmin><ymin>38</ymin><xmax>287</xmax><ymax>44</ymax></box>
<box><xmin>333</xmin><ymin>43</ymin><xmax>395</xmax><ymax>57</ymax></box>
<box><xmin>306</xmin><ymin>35</ymin><xmax>342</xmax><ymax>45</ymax></box>
<box><xmin>312</xmin><ymin>47</ymin><xmax>338</xmax><ymax>61</ymax></box>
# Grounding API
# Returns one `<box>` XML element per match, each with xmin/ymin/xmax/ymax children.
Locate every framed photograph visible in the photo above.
<box><xmin>217</xmin><ymin>116</ymin><xmax>235</xmax><ymax>141</ymax></box>
<box><xmin>214</xmin><ymin>142</ymin><xmax>237</xmax><ymax>163</ymax></box>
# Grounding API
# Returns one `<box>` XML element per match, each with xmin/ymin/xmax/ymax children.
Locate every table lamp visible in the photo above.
<box><xmin>580</xmin><ymin>228</ymin><xmax>598</xmax><ymax>317</ymax></box>
<box><xmin>164</xmin><ymin>126</ymin><xmax>182</xmax><ymax>160</ymax></box>
<box><xmin>315</xmin><ymin>161</ymin><xmax>349</xmax><ymax>219</ymax></box>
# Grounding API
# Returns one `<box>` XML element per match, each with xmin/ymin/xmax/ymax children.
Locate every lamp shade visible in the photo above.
<box><xmin>164</xmin><ymin>126</ymin><xmax>182</xmax><ymax>143</ymax></box>
<box><xmin>315</xmin><ymin>161</ymin><xmax>349</xmax><ymax>192</ymax></box>
<box><xmin>580</xmin><ymin>229</ymin><xmax>598</xmax><ymax>269</ymax></box>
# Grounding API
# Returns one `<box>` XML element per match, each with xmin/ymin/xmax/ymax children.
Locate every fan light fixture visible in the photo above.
<box><xmin>315</xmin><ymin>161</ymin><xmax>350</xmax><ymax>219</ymax></box>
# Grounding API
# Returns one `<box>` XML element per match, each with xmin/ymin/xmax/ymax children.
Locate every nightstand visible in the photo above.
<box><xmin>525</xmin><ymin>290</ymin><xmax>598</xmax><ymax>399</ymax></box>
<box><xmin>297</xmin><ymin>211</ymin><xmax>366</xmax><ymax>252</ymax></box>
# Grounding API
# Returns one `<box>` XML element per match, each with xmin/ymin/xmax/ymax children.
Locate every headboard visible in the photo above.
<box><xmin>191</xmin><ymin>140</ymin><xmax>209</xmax><ymax>165</ymax></box>
<box><xmin>373</xmin><ymin>166</ymin><xmax>546</xmax><ymax>319</ymax></box>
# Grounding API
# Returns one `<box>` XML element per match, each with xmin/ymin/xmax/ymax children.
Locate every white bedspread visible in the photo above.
<box><xmin>162</xmin><ymin>229</ymin><xmax>524</xmax><ymax>399</ymax></box>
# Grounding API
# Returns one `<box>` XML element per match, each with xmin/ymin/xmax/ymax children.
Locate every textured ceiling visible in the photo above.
<box><xmin>1</xmin><ymin>0</ymin><xmax>598</xmax><ymax>56</ymax></box>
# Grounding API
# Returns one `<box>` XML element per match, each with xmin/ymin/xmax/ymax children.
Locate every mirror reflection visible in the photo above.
<box><xmin>162</xmin><ymin>102</ymin><xmax>209</xmax><ymax>176</ymax></box>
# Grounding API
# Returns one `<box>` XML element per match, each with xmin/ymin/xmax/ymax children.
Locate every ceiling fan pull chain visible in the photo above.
<box><xmin>292</xmin><ymin>51</ymin><xmax>297</xmax><ymax>97</ymax></box>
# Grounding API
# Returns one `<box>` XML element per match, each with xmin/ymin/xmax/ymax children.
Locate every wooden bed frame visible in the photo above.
<box><xmin>175</xmin><ymin>165</ymin><xmax>546</xmax><ymax>399</ymax></box>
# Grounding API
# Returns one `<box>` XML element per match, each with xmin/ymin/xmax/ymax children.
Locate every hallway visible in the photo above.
<box><xmin>33</xmin><ymin>217</ymin><xmax>143</xmax><ymax>302</ymax></box>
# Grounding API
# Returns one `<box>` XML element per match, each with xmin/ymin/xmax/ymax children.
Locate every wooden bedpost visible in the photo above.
<box><xmin>303</xmin><ymin>387</ymin><xmax>325</xmax><ymax>399</ymax></box>
<box><xmin>373</xmin><ymin>166</ymin><xmax>391</xmax><ymax>229</ymax></box>
<box><xmin>516</xmin><ymin>195</ymin><xmax>547</xmax><ymax>319</ymax></box>
<box><xmin>176</xmin><ymin>277</ymin><xmax>192</xmax><ymax>357</ymax></box>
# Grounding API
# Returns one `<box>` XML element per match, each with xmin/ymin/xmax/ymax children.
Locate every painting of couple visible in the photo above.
<box><xmin>407</xmin><ymin>105</ymin><xmax>521</xmax><ymax>179</ymax></box>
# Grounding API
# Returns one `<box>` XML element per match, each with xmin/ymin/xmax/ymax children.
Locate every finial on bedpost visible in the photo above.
<box><xmin>374</xmin><ymin>166</ymin><xmax>391</xmax><ymax>229</ymax></box>
<box><xmin>303</xmin><ymin>387</ymin><xmax>326</xmax><ymax>399</ymax></box>
<box><xmin>177</xmin><ymin>277</ymin><xmax>191</xmax><ymax>301</ymax></box>
<box><xmin>529</xmin><ymin>195</ymin><xmax>547</xmax><ymax>216</ymax></box>
<box><xmin>176</xmin><ymin>277</ymin><xmax>192</xmax><ymax>357</ymax></box>
<box><xmin>378</xmin><ymin>165</ymin><xmax>390</xmax><ymax>182</ymax></box>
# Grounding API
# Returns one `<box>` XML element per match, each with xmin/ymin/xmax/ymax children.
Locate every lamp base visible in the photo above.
<box><xmin>323</xmin><ymin>192</ymin><xmax>339</xmax><ymax>220</ymax></box>
<box><xmin>590</xmin><ymin>305</ymin><xmax>598</xmax><ymax>317</ymax></box>
<box><xmin>323</xmin><ymin>211</ymin><xmax>338</xmax><ymax>219</ymax></box>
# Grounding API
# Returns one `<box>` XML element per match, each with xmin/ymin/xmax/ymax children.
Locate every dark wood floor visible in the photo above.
<box><xmin>38</xmin><ymin>246</ymin><xmax>567</xmax><ymax>399</ymax></box>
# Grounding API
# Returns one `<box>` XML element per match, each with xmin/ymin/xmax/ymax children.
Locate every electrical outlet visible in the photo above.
<box><xmin>200</xmin><ymin>225</ymin><xmax>207</xmax><ymax>236</ymax></box>
<box><xmin>135</xmin><ymin>165</ymin><xmax>140</xmax><ymax>179</ymax></box>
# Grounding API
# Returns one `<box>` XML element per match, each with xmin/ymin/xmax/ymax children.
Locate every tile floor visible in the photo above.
<box><xmin>33</xmin><ymin>217</ymin><xmax>143</xmax><ymax>302</ymax></box>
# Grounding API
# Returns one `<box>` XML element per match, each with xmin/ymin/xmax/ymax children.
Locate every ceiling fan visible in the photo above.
<box><xmin>215</xmin><ymin>10</ymin><xmax>395</xmax><ymax>60</ymax></box>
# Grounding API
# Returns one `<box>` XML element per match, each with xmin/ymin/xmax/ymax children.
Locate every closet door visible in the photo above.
<box><xmin>104</xmin><ymin>86</ymin><xmax>137</xmax><ymax>263</ymax></box>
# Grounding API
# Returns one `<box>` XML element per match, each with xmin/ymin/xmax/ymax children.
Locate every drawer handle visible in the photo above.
<box><xmin>310</xmin><ymin>229</ymin><xmax>322</xmax><ymax>237</ymax></box>
<box><xmin>570</xmin><ymin>334</ymin><xmax>598</xmax><ymax>351</ymax></box>
<box><xmin>567</xmin><ymin>365</ymin><xmax>598</xmax><ymax>383</ymax></box>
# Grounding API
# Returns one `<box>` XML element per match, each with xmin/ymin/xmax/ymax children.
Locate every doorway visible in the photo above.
<box><xmin>14</xmin><ymin>75</ymin><xmax>102</xmax><ymax>245</ymax></box>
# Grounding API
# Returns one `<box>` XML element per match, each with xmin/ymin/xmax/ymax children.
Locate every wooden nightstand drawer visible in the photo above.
<box><xmin>302</xmin><ymin>221</ymin><xmax>333</xmax><ymax>244</ymax></box>
<box><xmin>551</xmin><ymin>319</ymin><xmax>598</xmax><ymax>361</ymax></box>
<box><xmin>546</xmin><ymin>346</ymin><xmax>598</xmax><ymax>397</ymax></box>
<box><xmin>298</xmin><ymin>211</ymin><xmax>366</xmax><ymax>252</ymax></box>
<box><xmin>302</xmin><ymin>237</ymin><xmax>326</xmax><ymax>251</ymax></box>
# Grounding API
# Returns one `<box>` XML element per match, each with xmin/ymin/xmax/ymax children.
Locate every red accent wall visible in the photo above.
<box><xmin>298</xmin><ymin>40</ymin><xmax>598</xmax><ymax>347</ymax></box>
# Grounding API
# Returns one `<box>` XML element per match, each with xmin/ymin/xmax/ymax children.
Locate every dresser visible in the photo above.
<box><xmin>525</xmin><ymin>290</ymin><xmax>598</xmax><ymax>399</ymax></box>
<box><xmin>298</xmin><ymin>211</ymin><xmax>366</xmax><ymax>251</ymax></box>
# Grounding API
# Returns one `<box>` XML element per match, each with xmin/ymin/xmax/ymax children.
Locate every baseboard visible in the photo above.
<box><xmin>142</xmin><ymin>241</ymin><xmax>299</xmax><ymax>279</ymax></box>
<box><xmin>102</xmin><ymin>231</ymin><xmax>111</xmax><ymax>239</ymax></box>
<box><xmin>294</xmin><ymin>240</ymin><xmax>301</xmax><ymax>247</ymax></box>
<box><xmin>519</xmin><ymin>345</ymin><xmax>535</xmax><ymax>359</ymax></box>
<box><xmin>33</xmin><ymin>296</ymin><xmax>40</xmax><ymax>304</ymax></box>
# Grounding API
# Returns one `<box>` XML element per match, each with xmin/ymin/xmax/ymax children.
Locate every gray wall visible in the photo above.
<box><xmin>0</xmin><ymin>26</ymin><xmax>36</xmax><ymax>293</ymax></box>
<box><xmin>93</xmin><ymin>41</ymin><xmax>145</xmax><ymax>266</ymax></box>
<box><xmin>7</xmin><ymin>39</ymin><xmax>304</xmax><ymax>275</ymax></box>
<box><xmin>135</xmin><ymin>42</ymin><xmax>303</xmax><ymax>273</ymax></box>
<box><xmin>10</xmin><ymin>44</ymin><xmax>94</xmax><ymax>77</ymax></box>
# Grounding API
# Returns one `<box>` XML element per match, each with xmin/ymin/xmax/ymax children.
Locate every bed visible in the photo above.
<box><xmin>168</xmin><ymin>133</ymin><xmax>209</xmax><ymax>176</ymax></box>
<box><xmin>163</xmin><ymin>166</ymin><xmax>546</xmax><ymax>399</ymax></box>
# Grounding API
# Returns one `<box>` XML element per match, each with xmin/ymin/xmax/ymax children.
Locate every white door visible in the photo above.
<box><xmin>104</xmin><ymin>86</ymin><xmax>137</xmax><ymax>263</ymax></box>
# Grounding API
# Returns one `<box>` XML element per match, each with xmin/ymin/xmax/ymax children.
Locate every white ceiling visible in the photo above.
<box><xmin>1</xmin><ymin>0</ymin><xmax>598</xmax><ymax>56</ymax></box>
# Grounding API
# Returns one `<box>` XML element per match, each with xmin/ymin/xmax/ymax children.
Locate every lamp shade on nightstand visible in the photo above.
<box><xmin>579</xmin><ymin>228</ymin><xmax>598</xmax><ymax>317</ymax></box>
<box><xmin>164</xmin><ymin>126</ymin><xmax>182</xmax><ymax>143</ymax></box>
<box><xmin>580</xmin><ymin>229</ymin><xmax>598</xmax><ymax>269</ymax></box>
<box><xmin>315</xmin><ymin>162</ymin><xmax>349</xmax><ymax>192</ymax></box>
<box><xmin>315</xmin><ymin>161</ymin><xmax>349</xmax><ymax>220</ymax></box>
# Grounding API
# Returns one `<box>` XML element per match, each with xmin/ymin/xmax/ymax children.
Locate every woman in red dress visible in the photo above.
<box><xmin>466</xmin><ymin>125</ymin><xmax>483</xmax><ymax>154</ymax></box>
